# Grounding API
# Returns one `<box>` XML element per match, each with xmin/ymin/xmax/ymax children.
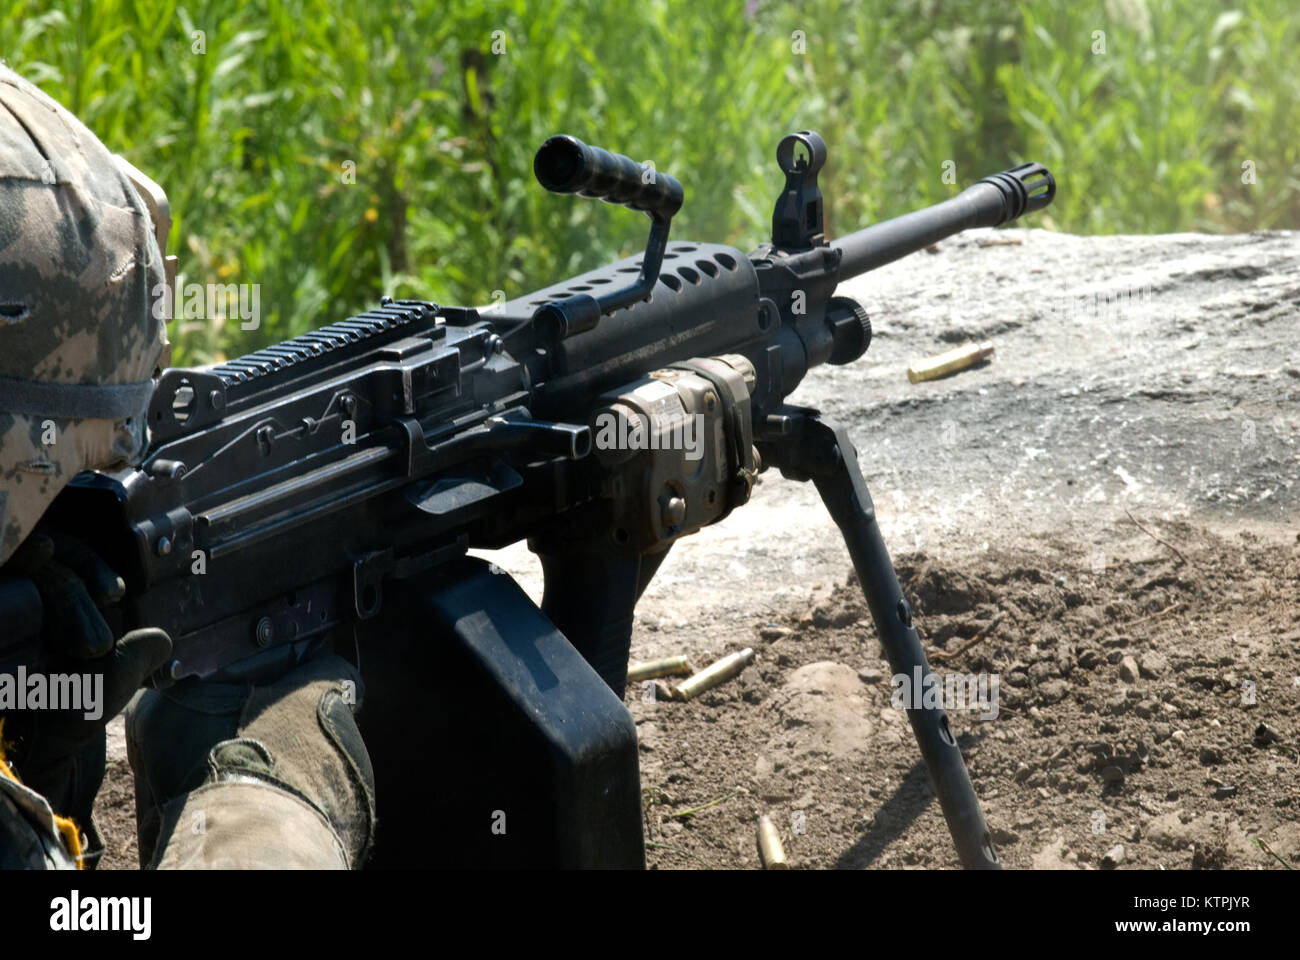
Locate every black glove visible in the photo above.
<box><xmin>0</xmin><ymin>529</ymin><xmax>171</xmax><ymax>865</ymax></box>
<box><xmin>3</xmin><ymin>529</ymin><xmax>124</xmax><ymax>656</ymax></box>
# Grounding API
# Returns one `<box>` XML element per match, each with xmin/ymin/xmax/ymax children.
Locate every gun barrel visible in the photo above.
<box><xmin>832</xmin><ymin>162</ymin><xmax>1054</xmax><ymax>279</ymax></box>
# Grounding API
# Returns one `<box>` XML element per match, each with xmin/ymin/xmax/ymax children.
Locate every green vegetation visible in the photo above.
<box><xmin>4</xmin><ymin>0</ymin><xmax>1296</xmax><ymax>363</ymax></box>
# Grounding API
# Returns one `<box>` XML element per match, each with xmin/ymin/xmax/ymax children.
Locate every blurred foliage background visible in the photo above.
<box><xmin>3</xmin><ymin>0</ymin><xmax>1296</xmax><ymax>364</ymax></box>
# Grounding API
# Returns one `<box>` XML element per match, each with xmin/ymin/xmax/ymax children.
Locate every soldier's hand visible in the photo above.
<box><xmin>0</xmin><ymin>531</ymin><xmax>172</xmax><ymax>749</ymax></box>
<box><xmin>0</xmin><ymin>530</ymin><xmax>171</xmax><ymax>857</ymax></box>
<box><xmin>3</xmin><ymin>529</ymin><xmax>124</xmax><ymax>656</ymax></box>
<box><xmin>24</xmin><ymin>627</ymin><xmax>173</xmax><ymax>762</ymax></box>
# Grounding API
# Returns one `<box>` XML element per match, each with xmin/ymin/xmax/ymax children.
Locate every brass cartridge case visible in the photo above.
<box><xmin>672</xmin><ymin>648</ymin><xmax>755</xmax><ymax>701</ymax></box>
<box><xmin>907</xmin><ymin>341</ymin><xmax>995</xmax><ymax>383</ymax></box>
<box><xmin>627</xmin><ymin>655</ymin><xmax>696</xmax><ymax>684</ymax></box>
<box><xmin>757</xmin><ymin>815</ymin><xmax>789</xmax><ymax>870</ymax></box>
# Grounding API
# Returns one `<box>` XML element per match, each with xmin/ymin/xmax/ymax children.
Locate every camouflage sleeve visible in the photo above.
<box><xmin>0</xmin><ymin>748</ymin><xmax>81</xmax><ymax>869</ymax></box>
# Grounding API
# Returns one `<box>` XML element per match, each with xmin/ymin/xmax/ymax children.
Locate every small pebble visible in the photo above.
<box><xmin>1102</xmin><ymin>844</ymin><xmax>1125</xmax><ymax>869</ymax></box>
<box><xmin>1119</xmin><ymin>656</ymin><xmax>1141</xmax><ymax>683</ymax></box>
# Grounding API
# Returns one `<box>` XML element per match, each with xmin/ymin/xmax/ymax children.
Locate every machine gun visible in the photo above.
<box><xmin>47</xmin><ymin>131</ymin><xmax>1053</xmax><ymax>868</ymax></box>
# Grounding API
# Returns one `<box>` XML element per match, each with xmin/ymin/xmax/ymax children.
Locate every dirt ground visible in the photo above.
<box><xmin>94</xmin><ymin>227</ymin><xmax>1299</xmax><ymax>869</ymax></box>
<box><xmin>631</xmin><ymin>529</ymin><xmax>1300</xmax><ymax>869</ymax></box>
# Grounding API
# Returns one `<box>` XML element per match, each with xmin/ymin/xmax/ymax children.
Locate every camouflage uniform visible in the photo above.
<box><xmin>127</xmin><ymin>654</ymin><xmax>376</xmax><ymax>869</ymax></box>
<box><xmin>0</xmin><ymin>60</ymin><xmax>170</xmax><ymax>867</ymax></box>
<box><xmin>0</xmin><ymin>754</ymin><xmax>79</xmax><ymax>869</ymax></box>
<box><xmin>0</xmin><ymin>64</ymin><xmax>374</xmax><ymax>870</ymax></box>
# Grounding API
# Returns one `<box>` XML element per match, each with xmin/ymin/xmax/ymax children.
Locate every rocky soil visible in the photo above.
<box><xmin>632</xmin><ymin>533</ymin><xmax>1300</xmax><ymax>869</ymax></box>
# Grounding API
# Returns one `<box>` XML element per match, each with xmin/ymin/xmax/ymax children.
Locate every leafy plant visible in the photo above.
<box><xmin>3</xmin><ymin>0</ymin><xmax>1294</xmax><ymax>363</ymax></box>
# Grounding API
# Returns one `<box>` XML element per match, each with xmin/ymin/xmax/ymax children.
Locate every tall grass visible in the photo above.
<box><xmin>3</xmin><ymin>0</ymin><xmax>1296</xmax><ymax>363</ymax></box>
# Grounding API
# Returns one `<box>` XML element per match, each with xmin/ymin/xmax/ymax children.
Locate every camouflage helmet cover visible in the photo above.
<box><xmin>0</xmin><ymin>64</ymin><xmax>170</xmax><ymax>565</ymax></box>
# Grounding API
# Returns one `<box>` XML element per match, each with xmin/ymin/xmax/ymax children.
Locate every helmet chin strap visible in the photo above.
<box><xmin>0</xmin><ymin>159</ymin><xmax>170</xmax><ymax>446</ymax></box>
<box><xmin>0</xmin><ymin>374</ymin><xmax>154</xmax><ymax>420</ymax></box>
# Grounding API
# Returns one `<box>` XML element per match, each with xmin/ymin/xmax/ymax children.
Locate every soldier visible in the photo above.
<box><xmin>0</xmin><ymin>63</ymin><xmax>374</xmax><ymax>869</ymax></box>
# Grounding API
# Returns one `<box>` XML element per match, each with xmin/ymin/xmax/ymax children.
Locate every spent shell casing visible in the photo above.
<box><xmin>756</xmin><ymin>815</ymin><xmax>789</xmax><ymax>870</ymax></box>
<box><xmin>907</xmin><ymin>340</ymin><xmax>995</xmax><ymax>383</ymax></box>
<box><xmin>627</xmin><ymin>655</ymin><xmax>696</xmax><ymax>684</ymax></box>
<box><xmin>672</xmin><ymin>648</ymin><xmax>755</xmax><ymax>701</ymax></box>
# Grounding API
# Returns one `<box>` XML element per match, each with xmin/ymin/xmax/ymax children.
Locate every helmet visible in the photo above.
<box><xmin>0</xmin><ymin>64</ymin><xmax>171</xmax><ymax>566</ymax></box>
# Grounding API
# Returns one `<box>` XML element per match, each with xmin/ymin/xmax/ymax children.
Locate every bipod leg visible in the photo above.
<box><xmin>758</xmin><ymin>410</ymin><xmax>1000</xmax><ymax>870</ymax></box>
